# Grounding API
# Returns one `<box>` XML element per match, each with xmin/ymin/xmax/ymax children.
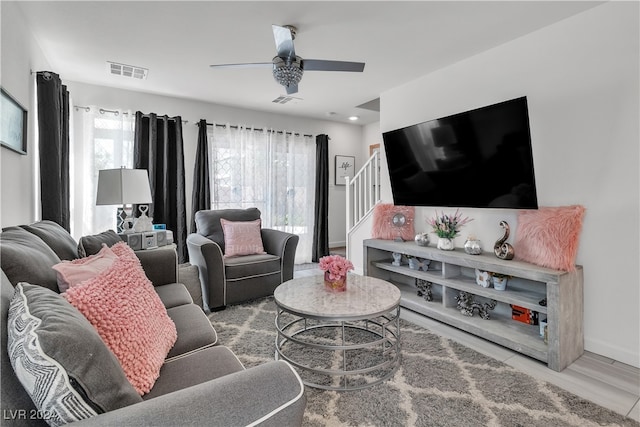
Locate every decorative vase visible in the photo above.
<box><xmin>464</xmin><ymin>238</ymin><xmax>482</xmax><ymax>255</ymax></box>
<box><xmin>437</xmin><ymin>237</ymin><xmax>455</xmax><ymax>251</ymax></box>
<box><xmin>408</xmin><ymin>258</ymin><xmax>419</xmax><ymax>270</ymax></box>
<box><xmin>492</xmin><ymin>276</ymin><xmax>508</xmax><ymax>291</ymax></box>
<box><xmin>324</xmin><ymin>271</ymin><xmax>347</xmax><ymax>292</ymax></box>
<box><xmin>414</xmin><ymin>233</ymin><xmax>430</xmax><ymax>247</ymax></box>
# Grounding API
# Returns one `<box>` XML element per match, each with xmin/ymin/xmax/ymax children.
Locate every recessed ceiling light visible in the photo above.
<box><xmin>348</xmin><ymin>116</ymin><xmax>359</xmax><ymax>121</ymax></box>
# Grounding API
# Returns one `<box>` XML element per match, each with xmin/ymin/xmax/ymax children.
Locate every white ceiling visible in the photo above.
<box><xmin>16</xmin><ymin>1</ymin><xmax>602</xmax><ymax>125</ymax></box>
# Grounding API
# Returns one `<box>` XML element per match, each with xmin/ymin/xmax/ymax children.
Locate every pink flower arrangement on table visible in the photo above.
<box><xmin>427</xmin><ymin>209</ymin><xmax>473</xmax><ymax>239</ymax></box>
<box><xmin>319</xmin><ymin>255</ymin><xmax>354</xmax><ymax>280</ymax></box>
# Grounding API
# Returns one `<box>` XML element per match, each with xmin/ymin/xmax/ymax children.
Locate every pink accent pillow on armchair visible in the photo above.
<box><xmin>220</xmin><ymin>218</ymin><xmax>267</xmax><ymax>258</ymax></box>
<box><xmin>63</xmin><ymin>242</ymin><xmax>177</xmax><ymax>395</ymax></box>
<box><xmin>371</xmin><ymin>204</ymin><xmax>415</xmax><ymax>241</ymax></box>
<box><xmin>52</xmin><ymin>244</ymin><xmax>118</xmax><ymax>292</ymax></box>
<box><xmin>514</xmin><ymin>205</ymin><xmax>586</xmax><ymax>271</ymax></box>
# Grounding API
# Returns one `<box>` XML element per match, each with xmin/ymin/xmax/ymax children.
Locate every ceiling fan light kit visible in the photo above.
<box><xmin>210</xmin><ymin>24</ymin><xmax>365</xmax><ymax>95</ymax></box>
<box><xmin>272</xmin><ymin>56</ymin><xmax>304</xmax><ymax>91</ymax></box>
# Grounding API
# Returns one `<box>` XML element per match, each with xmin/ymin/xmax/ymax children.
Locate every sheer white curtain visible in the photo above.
<box><xmin>70</xmin><ymin>106</ymin><xmax>134</xmax><ymax>239</ymax></box>
<box><xmin>208</xmin><ymin>124</ymin><xmax>315</xmax><ymax>263</ymax></box>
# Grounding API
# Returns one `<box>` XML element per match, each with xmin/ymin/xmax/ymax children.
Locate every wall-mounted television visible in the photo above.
<box><xmin>382</xmin><ymin>96</ymin><xmax>538</xmax><ymax>209</ymax></box>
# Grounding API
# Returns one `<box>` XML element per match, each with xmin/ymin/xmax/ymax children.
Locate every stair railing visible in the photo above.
<box><xmin>345</xmin><ymin>150</ymin><xmax>381</xmax><ymax>235</ymax></box>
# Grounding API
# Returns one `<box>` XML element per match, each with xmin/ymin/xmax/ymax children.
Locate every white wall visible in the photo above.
<box><xmin>370</xmin><ymin>3</ymin><xmax>639</xmax><ymax>367</ymax></box>
<box><xmin>0</xmin><ymin>2</ymin><xmax>50</xmax><ymax>226</ymax></box>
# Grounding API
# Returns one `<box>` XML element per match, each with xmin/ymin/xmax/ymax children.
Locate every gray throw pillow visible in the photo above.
<box><xmin>0</xmin><ymin>227</ymin><xmax>61</xmax><ymax>291</ymax></box>
<box><xmin>21</xmin><ymin>220</ymin><xmax>79</xmax><ymax>261</ymax></box>
<box><xmin>78</xmin><ymin>230</ymin><xmax>122</xmax><ymax>257</ymax></box>
<box><xmin>7</xmin><ymin>283</ymin><xmax>142</xmax><ymax>426</ymax></box>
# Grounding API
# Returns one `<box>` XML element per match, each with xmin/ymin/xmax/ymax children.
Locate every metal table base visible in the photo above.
<box><xmin>275</xmin><ymin>305</ymin><xmax>401</xmax><ymax>391</ymax></box>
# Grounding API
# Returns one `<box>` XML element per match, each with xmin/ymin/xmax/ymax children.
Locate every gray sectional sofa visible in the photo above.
<box><xmin>0</xmin><ymin>221</ymin><xmax>306</xmax><ymax>426</ymax></box>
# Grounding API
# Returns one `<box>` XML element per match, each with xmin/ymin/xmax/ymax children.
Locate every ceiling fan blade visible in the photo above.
<box><xmin>285</xmin><ymin>84</ymin><xmax>298</xmax><ymax>95</ymax></box>
<box><xmin>209</xmin><ymin>62</ymin><xmax>273</xmax><ymax>69</ymax></box>
<box><xmin>302</xmin><ymin>59</ymin><xmax>365</xmax><ymax>72</ymax></box>
<box><xmin>272</xmin><ymin>25</ymin><xmax>295</xmax><ymax>59</ymax></box>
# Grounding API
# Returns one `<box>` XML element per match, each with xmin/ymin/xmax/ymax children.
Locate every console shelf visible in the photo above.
<box><xmin>363</xmin><ymin>239</ymin><xmax>583</xmax><ymax>371</ymax></box>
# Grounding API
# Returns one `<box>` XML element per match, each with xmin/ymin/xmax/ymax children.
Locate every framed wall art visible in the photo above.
<box><xmin>335</xmin><ymin>155</ymin><xmax>355</xmax><ymax>185</ymax></box>
<box><xmin>1</xmin><ymin>87</ymin><xmax>27</xmax><ymax>155</ymax></box>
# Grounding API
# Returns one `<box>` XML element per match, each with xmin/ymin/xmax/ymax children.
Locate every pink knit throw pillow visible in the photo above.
<box><xmin>63</xmin><ymin>242</ymin><xmax>177</xmax><ymax>395</ymax></box>
<box><xmin>52</xmin><ymin>244</ymin><xmax>118</xmax><ymax>292</ymax></box>
<box><xmin>514</xmin><ymin>205</ymin><xmax>586</xmax><ymax>271</ymax></box>
<box><xmin>220</xmin><ymin>218</ymin><xmax>267</xmax><ymax>258</ymax></box>
<box><xmin>371</xmin><ymin>204</ymin><xmax>415</xmax><ymax>241</ymax></box>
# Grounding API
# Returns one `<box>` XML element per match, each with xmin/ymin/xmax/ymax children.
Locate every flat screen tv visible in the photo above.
<box><xmin>383</xmin><ymin>96</ymin><xmax>538</xmax><ymax>209</ymax></box>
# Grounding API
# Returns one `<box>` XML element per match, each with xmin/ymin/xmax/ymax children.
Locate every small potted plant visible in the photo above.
<box><xmin>427</xmin><ymin>209</ymin><xmax>473</xmax><ymax>251</ymax></box>
<box><xmin>492</xmin><ymin>273</ymin><xmax>511</xmax><ymax>291</ymax></box>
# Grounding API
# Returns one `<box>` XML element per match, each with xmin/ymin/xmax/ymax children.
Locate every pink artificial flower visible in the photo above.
<box><xmin>319</xmin><ymin>255</ymin><xmax>354</xmax><ymax>281</ymax></box>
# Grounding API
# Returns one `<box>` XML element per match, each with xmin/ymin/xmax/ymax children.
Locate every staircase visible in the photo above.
<box><xmin>345</xmin><ymin>150</ymin><xmax>381</xmax><ymax>259</ymax></box>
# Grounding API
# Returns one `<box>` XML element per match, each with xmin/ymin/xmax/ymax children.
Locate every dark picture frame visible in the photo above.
<box><xmin>335</xmin><ymin>155</ymin><xmax>355</xmax><ymax>185</ymax></box>
<box><xmin>1</xmin><ymin>87</ymin><xmax>28</xmax><ymax>155</ymax></box>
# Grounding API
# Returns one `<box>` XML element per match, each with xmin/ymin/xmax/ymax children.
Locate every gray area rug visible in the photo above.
<box><xmin>209</xmin><ymin>297</ymin><xmax>638</xmax><ymax>427</ymax></box>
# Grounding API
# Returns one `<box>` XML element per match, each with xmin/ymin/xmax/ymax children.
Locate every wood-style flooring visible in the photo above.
<box><xmin>293</xmin><ymin>263</ymin><xmax>640</xmax><ymax>421</ymax></box>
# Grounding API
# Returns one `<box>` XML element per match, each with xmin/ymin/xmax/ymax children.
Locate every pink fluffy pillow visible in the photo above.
<box><xmin>63</xmin><ymin>242</ymin><xmax>177</xmax><ymax>395</ymax></box>
<box><xmin>372</xmin><ymin>204</ymin><xmax>415</xmax><ymax>241</ymax></box>
<box><xmin>220</xmin><ymin>218</ymin><xmax>266</xmax><ymax>258</ymax></box>
<box><xmin>514</xmin><ymin>205</ymin><xmax>586</xmax><ymax>271</ymax></box>
<box><xmin>52</xmin><ymin>244</ymin><xmax>118</xmax><ymax>292</ymax></box>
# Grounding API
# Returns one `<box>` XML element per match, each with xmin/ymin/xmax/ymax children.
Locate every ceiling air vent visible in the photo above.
<box><xmin>107</xmin><ymin>61</ymin><xmax>148</xmax><ymax>80</ymax></box>
<box><xmin>272</xmin><ymin>95</ymin><xmax>302</xmax><ymax>105</ymax></box>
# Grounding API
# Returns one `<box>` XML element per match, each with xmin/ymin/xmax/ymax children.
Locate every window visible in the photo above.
<box><xmin>71</xmin><ymin>107</ymin><xmax>134</xmax><ymax>239</ymax></box>
<box><xmin>209</xmin><ymin>125</ymin><xmax>315</xmax><ymax>263</ymax></box>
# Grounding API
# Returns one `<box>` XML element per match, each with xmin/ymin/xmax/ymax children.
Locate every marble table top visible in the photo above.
<box><xmin>274</xmin><ymin>274</ymin><xmax>401</xmax><ymax>320</ymax></box>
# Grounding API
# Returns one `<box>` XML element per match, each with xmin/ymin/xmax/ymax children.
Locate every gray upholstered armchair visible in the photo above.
<box><xmin>187</xmin><ymin>208</ymin><xmax>299</xmax><ymax>311</ymax></box>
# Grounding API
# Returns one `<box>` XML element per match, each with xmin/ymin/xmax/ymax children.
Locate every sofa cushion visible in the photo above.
<box><xmin>514</xmin><ymin>205</ymin><xmax>586</xmax><ymax>271</ymax></box>
<box><xmin>0</xmin><ymin>227</ymin><xmax>61</xmax><ymax>291</ymax></box>
<box><xmin>7</xmin><ymin>283</ymin><xmax>142</xmax><ymax>426</ymax></box>
<box><xmin>220</xmin><ymin>218</ymin><xmax>266</xmax><ymax>258</ymax></box>
<box><xmin>77</xmin><ymin>229</ymin><xmax>122</xmax><ymax>257</ymax></box>
<box><xmin>165</xmin><ymin>303</ymin><xmax>217</xmax><ymax>360</ymax></box>
<box><xmin>195</xmin><ymin>208</ymin><xmax>261</xmax><ymax>253</ymax></box>
<box><xmin>52</xmin><ymin>244</ymin><xmax>118</xmax><ymax>292</ymax></box>
<box><xmin>224</xmin><ymin>254</ymin><xmax>281</xmax><ymax>281</ymax></box>
<box><xmin>21</xmin><ymin>220</ymin><xmax>79</xmax><ymax>261</ymax></box>
<box><xmin>64</xmin><ymin>242</ymin><xmax>177</xmax><ymax>395</ymax></box>
<box><xmin>155</xmin><ymin>283</ymin><xmax>193</xmax><ymax>309</ymax></box>
<box><xmin>144</xmin><ymin>346</ymin><xmax>243</xmax><ymax>400</ymax></box>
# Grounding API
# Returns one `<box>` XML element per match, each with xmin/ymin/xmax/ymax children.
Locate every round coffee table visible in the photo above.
<box><xmin>274</xmin><ymin>274</ymin><xmax>401</xmax><ymax>391</ymax></box>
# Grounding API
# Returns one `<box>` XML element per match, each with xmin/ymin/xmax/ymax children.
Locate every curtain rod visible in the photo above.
<box><xmin>74</xmin><ymin>106</ymin><xmax>188</xmax><ymax>124</ymax></box>
<box><xmin>199</xmin><ymin>122</ymin><xmax>312</xmax><ymax>138</ymax></box>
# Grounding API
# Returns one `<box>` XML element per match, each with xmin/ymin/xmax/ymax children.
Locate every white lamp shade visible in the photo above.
<box><xmin>96</xmin><ymin>168</ymin><xmax>153</xmax><ymax>205</ymax></box>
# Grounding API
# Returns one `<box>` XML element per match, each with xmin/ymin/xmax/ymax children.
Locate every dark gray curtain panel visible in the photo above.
<box><xmin>134</xmin><ymin>112</ymin><xmax>187</xmax><ymax>263</ymax></box>
<box><xmin>191</xmin><ymin>120</ymin><xmax>211</xmax><ymax>233</ymax></box>
<box><xmin>36</xmin><ymin>71</ymin><xmax>70</xmax><ymax>231</ymax></box>
<box><xmin>312</xmin><ymin>134</ymin><xmax>330</xmax><ymax>262</ymax></box>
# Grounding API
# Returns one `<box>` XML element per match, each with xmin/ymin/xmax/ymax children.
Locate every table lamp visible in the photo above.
<box><xmin>96</xmin><ymin>168</ymin><xmax>153</xmax><ymax>233</ymax></box>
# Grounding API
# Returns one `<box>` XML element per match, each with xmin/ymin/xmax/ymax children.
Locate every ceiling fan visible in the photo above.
<box><xmin>209</xmin><ymin>25</ymin><xmax>365</xmax><ymax>95</ymax></box>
